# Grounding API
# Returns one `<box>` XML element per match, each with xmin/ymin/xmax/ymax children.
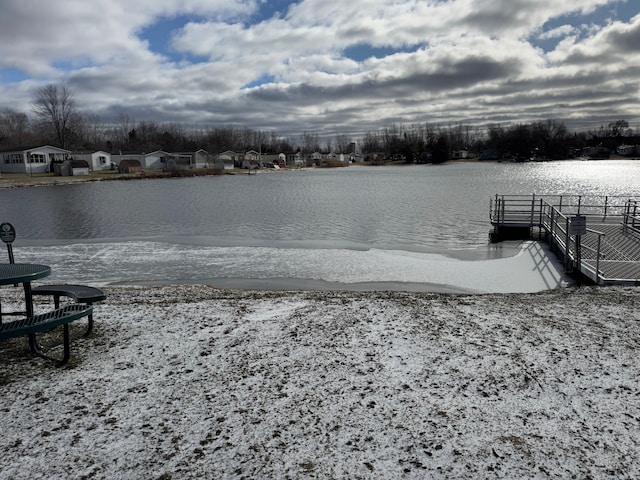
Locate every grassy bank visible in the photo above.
<box><xmin>0</xmin><ymin>168</ymin><xmax>236</xmax><ymax>188</ymax></box>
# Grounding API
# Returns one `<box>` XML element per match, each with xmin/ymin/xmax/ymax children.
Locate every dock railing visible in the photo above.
<box><xmin>623</xmin><ymin>199</ymin><xmax>640</xmax><ymax>234</ymax></box>
<box><xmin>542</xmin><ymin>203</ymin><xmax>606</xmax><ymax>283</ymax></box>
<box><xmin>491</xmin><ymin>195</ymin><xmax>637</xmax><ymax>285</ymax></box>
<box><xmin>490</xmin><ymin>194</ymin><xmax>546</xmax><ymax>227</ymax></box>
<box><xmin>490</xmin><ymin>194</ymin><xmax>631</xmax><ymax>228</ymax></box>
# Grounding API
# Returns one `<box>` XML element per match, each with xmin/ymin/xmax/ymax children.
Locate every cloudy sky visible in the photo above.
<box><xmin>0</xmin><ymin>0</ymin><xmax>638</xmax><ymax>139</ymax></box>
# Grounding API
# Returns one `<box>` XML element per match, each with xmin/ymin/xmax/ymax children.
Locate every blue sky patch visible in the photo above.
<box><xmin>532</xmin><ymin>1</ymin><xmax>637</xmax><ymax>52</ymax></box>
<box><xmin>0</xmin><ymin>68</ymin><xmax>28</xmax><ymax>84</ymax></box>
<box><xmin>252</xmin><ymin>0</ymin><xmax>298</xmax><ymax>23</ymax></box>
<box><xmin>140</xmin><ymin>14</ymin><xmax>204</xmax><ymax>61</ymax></box>
<box><xmin>242</xmin><ymin>74</ymin><xmax>278</xmax><ymax>89</ymax></box>
<box><xmin>343</xmin><ymin>43</ymin><xmax>422</xmax><ymax>62</ymax></box>
<box><xmin>52</xmin><ymin>59</ymin><xmax>96</xmax><ymax>73</ymax></box>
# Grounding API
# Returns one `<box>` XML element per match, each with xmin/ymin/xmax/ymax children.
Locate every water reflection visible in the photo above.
<box><xmin>2</xmin><ymin>160</ymin><xmax>639</xmax><ymax>253</ymax></box>
<box><xmin>3</xmin><ymin>161</ymin><xmax>638</xmax><ymax>289</ymax></box>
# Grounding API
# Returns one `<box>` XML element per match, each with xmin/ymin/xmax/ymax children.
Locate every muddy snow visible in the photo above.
<box><xmin>1</xmin><ymin>285</ymin><xmax>639</xmax><ymax>479</ymax></box>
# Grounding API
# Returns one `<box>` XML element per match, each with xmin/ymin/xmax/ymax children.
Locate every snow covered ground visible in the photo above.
<box><xmin>1</xmin><ymin>285</ymin><xmax>639</xmax><ymax>479</ymax></box>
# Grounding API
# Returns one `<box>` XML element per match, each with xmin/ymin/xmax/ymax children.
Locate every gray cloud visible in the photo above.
<box><xmin>0</xmin><ymin>0</ymin><xmax>638</xmax><ymax>139</ymax></box>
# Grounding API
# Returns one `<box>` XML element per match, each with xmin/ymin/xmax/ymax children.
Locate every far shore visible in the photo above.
<box><xmin>0</xmin><ymin>167</ymin><xmax>236</xmax><ymax>188</ymax></box>
<box><xmin>1</xmin><ymin>155</ymin><xmax>635</xmax><ymax>189</ymax></box>
<box><xmin>0</xmin><ymin>162</ymin><xmax>414</xmax><ymax>189</ymax></box>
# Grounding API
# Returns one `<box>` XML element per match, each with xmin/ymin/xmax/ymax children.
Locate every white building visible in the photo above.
<box><xmin>111</xmin><ymin>150</ymin><xmax>173</xmax><ymax>170</ymax></box>
<box><xmin>71</xmin><ymin>151</ymin><xmax>113</xmax><ymax>171</ymax></box>
<box><xmin>111</xmin><ymin>149</ymin><xmax>216</xmax><ymax>171</ymax></box>
<box><xmin>0</xmin><ymin>145</ymin><xmax>71</xmax><ymax>174</ymax></box>
<box><xmin>215</xmin><ymin>151</ymin><xmax>239</xmax><ymax>169</ymax></box>
<box><xmin>286</xmin><ymin>152</ymin><xmax>305</xmax><ymax>166</ymax></box>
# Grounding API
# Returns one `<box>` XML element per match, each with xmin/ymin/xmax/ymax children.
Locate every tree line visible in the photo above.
<box><xmin>0</xmin><ymin>83</ymin><xmax>637</xmax><ymax>162</ymax></box>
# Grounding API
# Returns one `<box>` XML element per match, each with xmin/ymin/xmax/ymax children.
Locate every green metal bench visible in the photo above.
<box><xmin>0</xmin><ymin>304</ymin><xmax>93</xmax><ymax>366</ymax></box>
<box><xmin>2</xmin><ymin>222</ymin><xmax>107</xmax><ymax>336</ymax></box>
<box><xmin>32</xmin><ymin>284</ymin><xmax>107</xmax><ymax>336</ymax></box>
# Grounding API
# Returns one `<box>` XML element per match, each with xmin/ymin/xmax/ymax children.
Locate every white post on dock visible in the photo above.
<box><xmin>570</xmin><ymin>215</ymin><xmax>587</xmax><ymax>282</ymax></box>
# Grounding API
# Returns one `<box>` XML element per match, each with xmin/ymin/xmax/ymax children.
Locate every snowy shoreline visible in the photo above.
<box><xmin>1</xmin><ymin>285</ymin><xmax>639</xmax><ymax>479</ymax></box>
<box><xmin>16</xmin><ymin>239</ymin><xmax>573</xmax><ymax>295</ymax></box>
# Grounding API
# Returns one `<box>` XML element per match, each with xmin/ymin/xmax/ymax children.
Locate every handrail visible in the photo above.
<box><xmin>490</xmin><ymin>194</ymin><xmax>636</xmax><ymax>285</ymax></box>
<box><xmin>546</xmin><ymin>204</ymin><xmax>607</xmax><ymax>284</ymax></box>
<box><xmin>491</xmin><ymin>194</ymin><xmax>635</xmax><ymax>228</ymax></box>
<box><xmin>623</xmin><ymin>199</ymin><xmax>640</xmax><ymax>233</ymax></box>
<box><xmin>551</xmin><ymin>202</ymin><xmax>608</xmax><ymax>274</ymax></box>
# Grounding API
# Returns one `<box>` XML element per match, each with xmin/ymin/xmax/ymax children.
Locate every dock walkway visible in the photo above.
<box><xmin>490</xmin><ymin>195</ymin><xmax>640</xmax><ymax>285</ymax></box>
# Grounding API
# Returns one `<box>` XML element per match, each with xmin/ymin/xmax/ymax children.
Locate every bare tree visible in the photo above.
<box><xmin>110</xmin><ymin>113</ymin><xmax>133</xmax><ymax>148</ymax></box>
<box><xmin>532</xmin><ymin>119</ymin><xmax>568</xmax><ymax>159</ymax></box>
<box><xmin>360</xmin><ymin>131</ymin><xmax>381</xmax><ymax>153</ymax></box>
<box><xmin>424</xmin><ymin>122</ymin><xmax>439</xmax><ymax>148</ymax></box>
<box><xmin>136</xmin><ymin>120</ymin><xmax>160</xmax><ymax>150</ymax></box>
<box><xmin>205</xmin><ymin>126</ymin><xmax>236</xmax><ymax>153</ymax></box>
<box><xmin>0</xmin><ymin>108</ymin><xmax>32</xmax><ymax>146</ymax></box>
<box><xmin>31</xmin><ymin>83</ymin><xmax>79</xmax><ymax>148</ymax></box>
<box><xmin>78</xmin><ymin>113</ymin><xmax>104</xmax><ymax>148</ymax></box>
<box><xmin>447</xmin><ymin>123</ymin><xmax>476</xmax><ymax>150</ymax></box>
<box><xmin>252</xmin><ymin>129</ymin><xmax>268</xmax><ymax>153</ymax></box>
<box><xmin>301</xmin><ymin>132</ymin><xmax>320</xmax><ymax>153</ymax></box>
<box><xmin>334</xmin><ymin>134</ymin><xmax>351</xmax><ymax>154</ymax></box>
<box><xmin>381</xmin><ymin>124</ymin><xmax>402</xmax><ymax>154</ymax></box>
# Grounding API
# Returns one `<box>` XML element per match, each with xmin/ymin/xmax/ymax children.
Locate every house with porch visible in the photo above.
<box><xmin>0</xmin><ymin>145</ymin><xmax>71</xmax><ymax>174</ymax></box>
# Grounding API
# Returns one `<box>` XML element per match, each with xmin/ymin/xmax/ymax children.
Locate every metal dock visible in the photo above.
<box><xmin>490</xmin><ymin>194</ymin><xmax>640</xmax><ymax>286</ymax></box>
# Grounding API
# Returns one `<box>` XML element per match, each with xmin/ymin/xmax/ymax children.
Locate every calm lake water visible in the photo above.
<box><xmin>2</xmin><ymin>160</ymin><xmax>639</xmax><ymax>291</ymax></box>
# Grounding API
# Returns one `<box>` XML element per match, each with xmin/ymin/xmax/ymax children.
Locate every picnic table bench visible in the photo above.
<box><xmin>0</xmin><ymin>304</ymin><xmax>93</xmax><ymax>366</ymax></box>
<box><xmin>1</xmin><ymin>222</ymin><xmax>107</xmax><ymax>366</ymax></box>
<box><xmin>32</xmin><ymin>284</ymin><xmax>106</xmax><ymax>336</ymax></box>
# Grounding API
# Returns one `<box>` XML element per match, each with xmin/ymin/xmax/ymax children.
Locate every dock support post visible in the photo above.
<box><xmin>575</xmin><ymin>234</ymin><xmax>582</xmax><ymax>285</ymax></box>
<box><xmin>564</xmin><ymin>217</ymin><xmax>570</xmax><ymax>271</ymax></box>
<box><xmin>530</xmin><ymin>194</ymin><xmax>535</xmax><ymax>226</ymax></box>
<box><xmin>595</xmin><ymin>235</ymin><xmax>602</xmax><ymax>285</ymax></box>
